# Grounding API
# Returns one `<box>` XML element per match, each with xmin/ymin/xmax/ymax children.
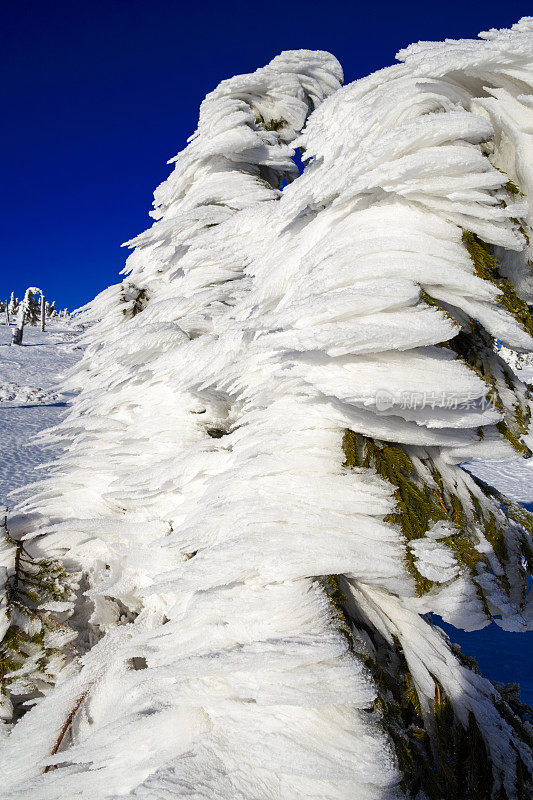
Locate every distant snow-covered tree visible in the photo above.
<box><xmin>40</xmin><ymin>295</ymin><xmax>46</xmax><ymax>332</ymax></box>
<box><xmin>11</xmin><ymin>287</ymin><xmax>43</xmax><ymax>345</ymax></box>
<box><xmin>1</xmin><ymin>19</ymin><xmax>533</xmax><ymax>800</ymax></box>
<box><xmin>8</xmin><ymin>292</ymin><xmax>19</xmax><ymax>316</ymax></box>
<box><xmin>25</xmin><ymin>290</ymin><xmax>40</xmax><ymax>326</ymax></box>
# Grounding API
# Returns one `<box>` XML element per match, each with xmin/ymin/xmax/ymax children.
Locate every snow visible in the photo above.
<box><xmin>1</xmin><ymin>19</ymin><xmax>533</xmax><ymax>800</ymax></box>
<box><xmin>466</xmin><ymin>455</ymin><xmax>533</xmax><ymax>504</ymax></box>
<box><xmin>0</xmin><ymin>321</ymin><xmax>83</xmax><ymax>502</ymax></box>
<box><xmin>465</xmin><ymin>365</ymin><xmax>533</xmax><ymax>502</ymax></box>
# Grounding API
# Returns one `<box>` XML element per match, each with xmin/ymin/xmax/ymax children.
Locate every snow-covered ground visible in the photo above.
<box><xmin>0</xmin><ymin>320</ymin><xmax>83</xmax><ymax>502</ymax></box>
<box><xmin>466</xmin><ymin>364</ymin><xmax>533</xmax><ymax>505</ymax></box>
<box><xmin>466</xmin><ymin>455</ymin><xmax>533</xmax><ymax>505</ymax></box>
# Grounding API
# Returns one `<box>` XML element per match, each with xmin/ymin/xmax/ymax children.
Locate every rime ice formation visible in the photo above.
<box><xmin>1</xmin><ymin>21</ymin><xmax>533</xmax><ymax>800</ymax></box>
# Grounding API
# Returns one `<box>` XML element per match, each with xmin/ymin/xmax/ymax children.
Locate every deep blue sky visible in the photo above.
<box><xmin>1</xmin><ymin>0</ymin><xmax>531</xmax><ymax>309</ymax></box>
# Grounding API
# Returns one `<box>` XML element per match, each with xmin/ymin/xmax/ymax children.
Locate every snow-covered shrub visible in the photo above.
<box><xmin>0</xmin><ymin>510</ymin><xmax>76</xmax><ymax>722</ymax></box>
<box><xmin>1</xmin><ymin>20</ymin><xmax>533</xmax><ymax>800</ymax></box>
<box><xmin>499</xmin><ymin>344</ymin><xmax>533</xmax><ymax>375</ymax></box>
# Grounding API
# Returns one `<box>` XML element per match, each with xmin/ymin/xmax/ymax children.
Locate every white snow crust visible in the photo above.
<box><xmin>1</xmin><ymin>22</ymin><xmax>533</xmax><ymax>800</ymax></box>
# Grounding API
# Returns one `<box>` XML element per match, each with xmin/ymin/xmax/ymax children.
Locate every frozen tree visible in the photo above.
<box><xmin>8</xmin><ymin>292</ymin><xmax>19</xmax><ymax>317</ymax></box>
<box><xmin>0</xmin><ymin>510</ymin><xmax>76</xmax><ymax>724</ymax></box>
<box><xmin>1</xmin><ymin>19</ymin><xmax>533</xmax><ymax>800</ymax></box>
<box><xmin>11</xmin><ymin>289</ymin><xmax>31</xmax><ymax>346</ymax></box>
<box><xmin>25</xmin><ymin>290</ymin><xmax>41</xmax><ymax>326</ymax></box>
<box><xmin>11</xmin><ymin>287</ymin><xmax>42</xmax><ymax>345</ymax></box>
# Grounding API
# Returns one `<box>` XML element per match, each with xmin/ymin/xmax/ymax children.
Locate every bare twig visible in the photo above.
<box><xmin>43</xmin><ymin>689</ymin><xmax>89</xmax><ymax>773</ymax></box>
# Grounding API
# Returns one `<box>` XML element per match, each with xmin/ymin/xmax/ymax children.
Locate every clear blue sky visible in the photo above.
<box><xmin>1</xmin><ymin>0</ymin><xmax>531</xmax><ymax>309</ymax></box>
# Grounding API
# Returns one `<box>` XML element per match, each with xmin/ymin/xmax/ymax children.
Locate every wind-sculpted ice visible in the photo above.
<box><xmin>1</xmin><ymin>20</ymin><xmax>533</xmax><ymax>800</ymax></box>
